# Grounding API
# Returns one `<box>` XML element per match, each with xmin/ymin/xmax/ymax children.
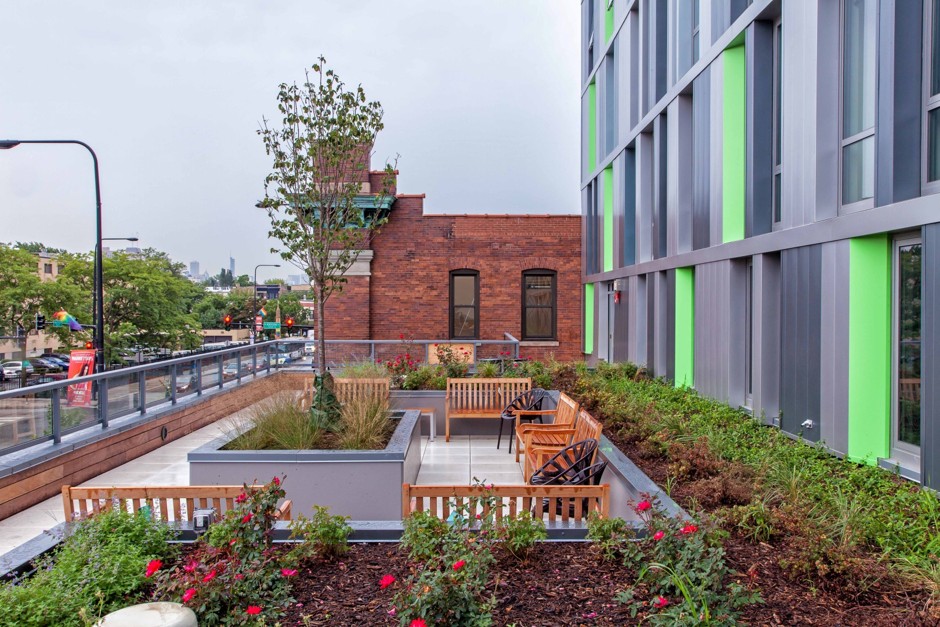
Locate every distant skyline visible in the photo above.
<box><xmin>0</xmin><ymin>2</ymin><xmax>580</xmax><ymax>277</ymax></box>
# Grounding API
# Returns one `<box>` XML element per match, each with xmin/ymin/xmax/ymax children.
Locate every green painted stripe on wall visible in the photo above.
<box><xmin>605</xmin><ymin>2</ymin><xmax>614</xmax><ymax>41</ymax></box>
<box><xmin>722</xmin><ymin>45</ymin><xmax>746</xmax><ymax>244</ymax></box>
<box><xmin>584</xmin><ymin>282</ymin><xmax>595</xmax><ymax>354</ymax></box>
<box><xmin>588</xmin><ymin>82</ymin><xmax>597</xmax><ymax>173</ymax></box>
<box><xmin>603</xmin><ymin>166</ymin><xmax>614</xmax><ymax>272</ymax></box>
<box><xmin>847</xmin><ymin>235</ymin><xmax>891</xmax><ymax>464</ymax></box>
<box><xmin>674</xmin><ymin>267</ymin><xmax>695</xmax><ymax>388</ymax></box>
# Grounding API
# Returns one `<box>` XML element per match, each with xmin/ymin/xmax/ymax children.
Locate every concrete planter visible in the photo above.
<box><xmin>188</xmin><ymin>410</ymin><xmax>421</xmax><ymax>521</ymax></box>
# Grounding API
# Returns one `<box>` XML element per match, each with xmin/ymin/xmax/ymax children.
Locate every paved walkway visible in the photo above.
<box><xmin>0</xmin><ymin>412</ymin><xmax>523</xmax><ymax>556</ymax></box>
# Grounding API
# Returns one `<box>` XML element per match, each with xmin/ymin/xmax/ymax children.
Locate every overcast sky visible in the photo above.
<box><xmin>0</xmin><ymin>2</ymin><xmax>580</xmax><ymax>281</ymax></box>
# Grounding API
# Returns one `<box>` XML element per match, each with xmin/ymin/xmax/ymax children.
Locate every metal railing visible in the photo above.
<box><xmin>0</xmin><ymin>336</ymin><xmax>521</xmax><ymax>457</ymax></box>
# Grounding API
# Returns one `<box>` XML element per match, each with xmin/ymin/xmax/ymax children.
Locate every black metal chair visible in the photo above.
<box><xmin>497</xmin><ymin>388</ymin><xmax>547</xmax><ymax>452</ymax></box>
<box><xmin>537</xmin><ymin>460</ymin><xmax>609</xmax><ymax>518</ymax></box>
<box><xmin>528</xmin><ymin>439</ymin><xmax>598</xmax><ymax>485</ymax></box>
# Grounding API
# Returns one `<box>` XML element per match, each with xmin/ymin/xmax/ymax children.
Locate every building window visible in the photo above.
<box><xmin>892</xmin><ymin>235</ymin><xmax>921</xmax><ymax>469</ymax></box>
<box><xmin>692</xmin><ymin>0</ymin><xmax>701</xmax><ymax>64</ymax></box>
<box><xmin>925</xmin><ymin>0</ymin><xmax>940</xmax><ymax>185</ymax></box>
<box><xmin>43</xmin><ymin>263</ymin><xmax>53</xmax><ymax>274</ymax></box>
<box><xmin>522</xmin><ymin>270</ymin><xmax>556</xmax><ymax>340</ymax></box>
<box><xmin>841</xmin><ymin>0</ymin><xmax>876</xmax><ymax>207</ymax></box>
<box><xmin>450</xmin><ymin>270</ymin><xmax>479</xmax><ymax>339</ymax></box>
<box><xmin>773</xmin><ymin>19</ymin><xmax>783</xmax><ymax>223</ymax></box>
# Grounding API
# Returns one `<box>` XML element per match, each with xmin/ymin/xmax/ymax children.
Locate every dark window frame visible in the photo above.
<box><xmin>521</xmin><ymin>269</ymin><xmax>557</xmax><ymax>340</ymax></box>
<box><xmin>449</xmin><ymin>269</ymin><xmax>480</xmax><ymax>340</ymax></box>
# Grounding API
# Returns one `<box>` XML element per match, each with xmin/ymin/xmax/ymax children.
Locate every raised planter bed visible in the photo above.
<box><xmin>188</xmin><ymin>409</ymin><xmax>421</xmax><ymax>520</ymax></box>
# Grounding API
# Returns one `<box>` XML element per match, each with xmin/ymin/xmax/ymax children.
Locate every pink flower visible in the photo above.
<box><xmin>234</xmin><ymin>573</ymin><xmax>244</xmax><ymax>580</ymax></box>
<box><xmin>272</xmin><ymin>476</ymin><xmax>281</xmax><ymax>486</ymax></box>
<box><xmin>246</xmin><ymin>605</ymin><xmax>262</xmax><ymax>615</ymax></box>
<box><xmin>399</xmin><ymin>334</ymin><xmax>404</xmax><ymax>340</ymax></box>
<box><xmin>636</xmin><ymin>500</ymin><xmax>652</xmax><ymax>512</ymax></box>
<box><xmin>235</xmin><ymin>492</ymin><xmax>247</xmax><ymax>504</ymax></box>
<box><xmin>653</xmin><ymin>596</ymin><xmax>669</xmax><ymax>608</ymax></box>
<box><xmin>653</xmin><ymin>530</ymin><xmax>665</xmax><ymax>541</ymax></box>
<box><xmin>202</xmin><ymin>570</ymin><xmax>217</xmax><ymax>583</ymax></box>
<box><xmin>183</xmin><ymin>560</ymin><xmax>198</xmax><ymax>573</ymax></box>
<box><xmin>229</xmin><ymin>538</ymin><xmax>238</xmax><ymax>546</ymax></box>
<box><xmin>452</xmin><ymin>560</ymin><xmax>466</xmax><ymax>571</ymax></box>
<box><xmin>145</xmin><ymin>559</ymin><xmax>162</xmax><ymax>578</ymax></box>
<box><xmin>379</xmin><ymin>574</ymin><xmax>396</xmax><ymax>589</ymax></box>
<box><xmin>182</xmin><ymin>588</ymin><xmax>196</xmax><ymax>603</ymax></box>
<box><xmin>281</xmin><ymin>568</ymin><xmax>298</xmax><ymax>577</ymax></box>
<box><xmin>409</xmin><ymin>620</ymin><xmax>427</xmax><ymax>627</ymax></box>
<box><xmin>680</xmin><ymin>523</ymin><xmax>698</xmax><ymax>535</ymax></box>
<box><xmin>242</xmin><ymin>513</ymin><xmax>253</xmax><ymax>523</ymax></box>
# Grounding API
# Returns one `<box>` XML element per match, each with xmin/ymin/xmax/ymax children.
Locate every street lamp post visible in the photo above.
<box><xmin>96</xmin><ymin>237</ymin><xmax>139</xmax><ymax>366</ymax></box>
<box><xmin>0</xmin><ymin>140</ymin><xmax>106</xmax><ymax>373</ymax></box>
<box><xmin>252</xmin><ymin>264</ymin><xmax>280</xmax><ymax>344</ymax></box>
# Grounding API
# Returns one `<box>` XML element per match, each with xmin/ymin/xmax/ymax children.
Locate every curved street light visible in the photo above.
<box><xmin>0</xmin><ymin>139</ymin><xmax>106</xmax><ymax>374</ymax></box>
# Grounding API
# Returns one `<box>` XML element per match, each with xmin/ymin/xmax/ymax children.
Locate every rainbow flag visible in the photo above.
<box><xmin>53</xmin><ymin>310</ymin><xmax>84</xmax><ymax>331</ymax></box>
<box><xmin>257</xmin><ymin>307</ymin><xmax>267</xmax><ymax>317</ymax></box>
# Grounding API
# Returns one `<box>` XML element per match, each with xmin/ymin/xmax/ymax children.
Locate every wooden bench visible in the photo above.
<box><xmin>333</xmin><ymin>377</ymin><xmax>390</xmax><ymax>404</ymax></box>
<box><xmin>445</xmin><ymin>377</ymin><xmax>531</xmax><ymax>442</ymax></box>
<box><xmin>62</xmin><ymin>485</ymin><xmax>293</xmax><ymax>523</ymax></box>
<box><xmin>402</xmin><ymin>483</ymin><xmax>609</xmax><ymax>524</ymax></box>
<box><xmin>522</xmin><ymin>409</ymin><xmax>603</xmax><ymax>481</ymax></box>
<box><xmin>514</xmin><ymin>392</ymin><xmax>580</xmax><ymax>463</ymax></box>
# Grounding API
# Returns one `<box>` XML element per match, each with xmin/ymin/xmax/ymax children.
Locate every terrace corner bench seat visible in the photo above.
<box><xmin>444</xmin><ymin>377</ymin><xmax>531</xmax><ymax>442</ymax></box>
<box><xmin>402</xmin><ymin>482</ymin><xmax>610</xmax><ymax>524</ymax></box>
<box><xmin>521</xmin><ymin>409</ymin><xmax>603</xmax><ymax>482</ymax></box>
<box><xmin>62</xmin><ymin>485</ymin><xmax>293</xmax><ymax>523</ymax></box>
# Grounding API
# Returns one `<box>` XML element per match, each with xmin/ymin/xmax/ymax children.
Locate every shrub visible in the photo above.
<box><xmin>153</xmin><ymin>478</ymin><xmax>295</xmax><ymax>626</ymax></box>
<box><xmin>285</xmin><ymin>505</ymin><xmax>352</xmax><ymax>562</ymax></box>
<box><xmin>0</xmin><ymin>508</ymin><xmax>178</xmax><ymax>626</ymax></box>
<box><xmin>223</xmin><ymin>395</ymin><xmax>323</xmax><ymax>450</ymax></box>
<box><xmin>433</xmin><ymin>344</ymin><xmax>470</xmax><ymax>378</ymax></box>
<box><xmin>340</xmin><ymin>360</ymin><xmax>389</xmax><ymax>379</ymax></box>
<box><xmin>497</xmin><ymin>511</ymin><xmax>547</xmax><ymax>560</ymax></box>
<box><xmin>475</xmin><ymin>361</ymin><xmax>499</xmax><ymax>378</ymax></box>
<box><xmin>401</xmin><ymin>364</ymin><xmax>447</xmax><ymax>390</ymax></box>
<box><xmin>400</xmin><ymin>510</ymin><xmax>451</xmax><ymax>562</ymax></box>
<box><xmin>337</xmin><ymin>393</ymin><xmax>392</xmax><ymax>449</ymax></box>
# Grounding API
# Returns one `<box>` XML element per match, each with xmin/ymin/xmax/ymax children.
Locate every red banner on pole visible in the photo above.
<box><xmin>67</xmin><ymin>349</ymin><xmax>96</xmax><ymax>407</ymax></box>
<box><xmin>255</xmin><ymin>315</ymin><xmax>263</xmax><ymax>331</ymax></box>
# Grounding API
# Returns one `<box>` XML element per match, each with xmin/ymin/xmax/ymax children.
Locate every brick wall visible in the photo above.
<box><xmin>369</xmin><ymin>197</ymin><xmax>583</xmax><ymax>362</ymax></box>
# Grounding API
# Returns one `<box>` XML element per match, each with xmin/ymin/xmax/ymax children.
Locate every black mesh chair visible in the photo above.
<box><xmin>528</xmin><ymin>439</ymin><xmax>598</xmax><ymax>485</ymax></box>
<box><xmin>538</xmin><ymin>460</ymin><xmax>609</xmax><ymax>518</ymax></box>
<box><xmin>497</xmin><ymin>388</ymin><xmax>548</xmax><ymax>452</ymax></box>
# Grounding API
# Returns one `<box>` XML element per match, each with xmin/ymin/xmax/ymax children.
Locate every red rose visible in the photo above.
<box><xmin>281</xmin><ymin>568</ymin><xmax>298</xmax><ymax>577</ymax></box>
<box><xmin>409</xmin><ymin>620</ymin><xmax>427</xmax><ymax>627</ymax></box>
<box><xmin>272</xmin><ymin>476</ymin><xmax>281</xmax><ymax>486</ymax></box>
<box><xmin>246</xmin><ymin>605</ymin><xmax>262</xmax><ymax>615</ymax></box>
<box><xmin>242</xmin><ymin>513</ymin><xmax>253</xmax><ymax>523</ymax></box>
<box><xmin>182</xmin><ymin>588</ymin><xmax>196</xmax><ymax>603</ymax></box>
<box><xmin>144</xmin><ymin>559</ymin><xmax>162</xmax><ymax>578</ymax></box>
<box><xmin>235</xmin><ymin>492</ymin><xmax>247</xmax><ymax>504</ymax></box>
<box><xmin>636</xmin><ymin>500</ymin><xmax>652</xmax><ymax>512</ymax></box>
<box><xmin>452</xmin><ymin>560</ymin><xmax>466</xmax><ymax>571</ymax></box>
<box><xmin>202</xmin><ymin>570</ymin><xmax>217</xmax><ymax>583</ymax></box>
<box><xmin>379</xmin><ymin>574</ymin><xmax>396</xmax><ymax>589</ymax></box>
<box><xmin>653</xmin><ymin>530</ymin><xmax>665</xmax><ymax>541</ymax></box>
<box><xmin>680</xmin><ymin>523</ymin><xmax>698</xmax><ymax>535</ymax></box>
<box><xmin>653</xmin><ymin>596</ymin><xmax>669</xmax><ymax>608</ymax></box>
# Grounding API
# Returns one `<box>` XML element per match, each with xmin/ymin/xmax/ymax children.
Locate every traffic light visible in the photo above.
<box><xmin>223</xmin><ymin>314</ymin><xmax>232</xmax><ymax>330</ymax></box>
<box><xmin>286</xmin><ymin>317</ymin><xmax>294</xmax><ymax>333</ymax></box>
<box><xmin>84</xmin><ymin>340</ymin><xmax>94</xmax><ymax>350</ymax></box>
<box><xmin>35</xmin><ymin>313</ymin><xmax>45</xmax><ymax>331</ymax></box>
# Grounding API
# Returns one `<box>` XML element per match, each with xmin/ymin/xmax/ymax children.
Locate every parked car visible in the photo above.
<box><xmin>42</xmin><ymin>356</ymin><xmax>70</xmax><ymax>369</ymax></box>
<box><xmin>29</xmin><ymin>357</ymin><xmax>63</xmax><ymax>373</ymax></box>
<box><xmin>303</xmin><ymin>342</ymin><xmax>316</xmax><ymax>356</ymax></box>
<box><xmin>2</xmin><ymin>361</ymin><xmax>35</xmax><ymax>377</ymax></box>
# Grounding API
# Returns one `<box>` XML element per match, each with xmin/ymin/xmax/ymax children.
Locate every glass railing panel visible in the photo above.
<box><xmin>145</xmin><ymin>365</ymin><xmax>172</xmax><ymax>408</ymax></box>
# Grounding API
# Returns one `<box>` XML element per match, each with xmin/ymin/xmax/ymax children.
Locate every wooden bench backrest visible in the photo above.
<box><xmin>446</xmin><ymin>378</ymin><xmax>531</xmax><ymax>412</ymax></box>
<box><xmin>573</xmin><ymin>410</ymin><xmax>603</xmax><ymax>445</ymax></box>
<box><xmin>333</xmin><ymin>377</ymin><xmax>390</xmax><ymax>404</ymax></box>
<box><xmin>402</xmin><ymin>483</ymin><xmax>609</xmax><ymax>524</ymax></box>
<box><xmin>553</xmin><ymin>393</ymin><xmax>580</xmax><ymax>427</ymax></box>
<box><xmin>62</xmin><ymin>485</ymin><xmax>292</xmax><ymax>522</ymax></box>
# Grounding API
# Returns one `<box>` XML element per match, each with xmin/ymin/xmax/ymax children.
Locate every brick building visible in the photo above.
<box><xmin>316</xmin><ymin>161</ymin><xmax>582</xmax><ymax>363</ymax></box>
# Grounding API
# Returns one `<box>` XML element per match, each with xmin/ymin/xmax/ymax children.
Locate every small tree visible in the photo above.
<box><xmin>258</xmin><ymin>56</ymin><xmax>395</xmax><ymax>374</ymax></box>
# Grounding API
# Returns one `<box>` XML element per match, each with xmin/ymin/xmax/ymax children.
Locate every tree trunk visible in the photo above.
<box><xmin>316</xmin><ymin>288</ymin><xmax>327</xmax><ymax>374</ymax></box>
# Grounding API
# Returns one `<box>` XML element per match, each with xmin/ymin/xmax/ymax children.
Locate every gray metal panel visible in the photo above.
<box><xmin>636</xmin><ymin>131</ymin><xmax>654</xmax><ymax>263</ymax></box>
<box><xmin>627</xmin><ymin>275</ymin><xmax>639</xmax><ymax>362</ymax></box>
<box><xmin>614</xmin><ymin>279</ymin><xmax>630</xmax><ymax>362</ymax></box>
<box><xmin>752</xmin><ymin>253</ymin><xmax>781</xmax><ymax>424</ymax></box>
<box><xmin>727</xmin><ymin>259</ymin><xmax>747</xmax><ymax>408</ymax></box>
<box><xmin>637</xmin><ymin>274</ymin><xmax>650</xmax><ymax>366</ymax></box>
<box><xmin>746</xmin><ymin>21</ymin><xmax>774</xmax><ymax>237</ymax></box>
<box><xmin>819</xmin><ymin>241</ymin><xmax>850</xmax><ymax>455</ymax></box>
<box><xmin>676</xmin><ymin>0</ymin><xmax>692</xmax><ymax>79</ymax></box>
<box><xmin>627</xmin><ymin>8</ymin><xmax>641</xmax><ymax>131</ymax></box>
<box><xmin>604</xmin><ymin>52</ymin><xmax>618</xmax><ymax>156</ymax></box>
<box><xmin>694</xmin><ymin>261</ymin><xmax>731</xmax><ymax>401</ymax></box>
<box><xmin>653</xmin><ymin>0</ymin><xmax>668</xmax><ymax>102</ymax></box>
<box><xmin>780</xmin><ymin>245</ymin><xmax>822</xmax><ymax>441</ymax></box>
<box><xmin>709</xmin><ymin>57</ymin><xmax>724</xmax><ymax>246</ymax></box>
<box><xmin>651</xmin><ymin>271</ymin><xmax>670</xmax><ymax>378</ymax></box>
<box><xmin>624</xmin><ymin>146</ymin><xmax>637</xmax><ymax>265</ymax></box>
<box><xmin>875</xmin><ymin>0</ymin><xmax>923</xmax><ymax>207</ymax></box>
<box><xmin>923</xmin><ymin>223</ymin><xmax>940</xmax><ymax>490</ymax></box>
<box><xmin>653</xmin><ymin>114</ymin><xmax>668</xmax><ymax>259</ymax></box>
<box><xmin>692</xmin><ymin>67</ymin><xmax>711</xmax><ymax>250</ymax></box>
<box><xmin>673</xmin><ymin>94</ymin><xmax>693</xmax><ymax>254</ymax></box>
<box><xmin>813</xmin><ymin>0</ymin><xmax>839</xmax><ymax>223</ymax></box>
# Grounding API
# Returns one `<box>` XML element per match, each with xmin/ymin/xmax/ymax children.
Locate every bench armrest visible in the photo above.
<box><xmin>275</xmin><ymin>499</ymin><xmax>293</xmax><ymax>521</ymax></box>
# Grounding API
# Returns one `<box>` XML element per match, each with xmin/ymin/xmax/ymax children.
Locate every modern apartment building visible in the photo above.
<box><xmin>581</xmin><ymin>0</ymin><xmax>938</xmax><ymax>490</ymax></box>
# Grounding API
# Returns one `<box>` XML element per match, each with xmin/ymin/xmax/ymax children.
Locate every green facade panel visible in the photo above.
<box><xmin>603</xmin><ymin>166</ymin><xmax>614</xmax><ymax>272</ymax></box>
<box><xmin>584</xmin><ymin>282</ymin><xmax>595</xmax><ymax>354</ymax></box>
<box><xmin>674</xmin><ymin>267</ymin><xmax>695</xmax><ymax>388</ymax></box>
<box><xmin>722</xmin><ymin>45</ymin><xmax>746</xmax><ymax>243</ymax></box>
<box><xmin>588</xmin><ymin>82</ymin><xmax>597</xmax><ymax>173</ymax></box>
<box><xmin>847</xmin><ymin>235</ymin><xmax>891</xmax><ymax>463</ymax></box>
<box><xmin>605</xmin><ymin>2</ymin><xmax>614</xmax><ymax>41</ymax></box>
